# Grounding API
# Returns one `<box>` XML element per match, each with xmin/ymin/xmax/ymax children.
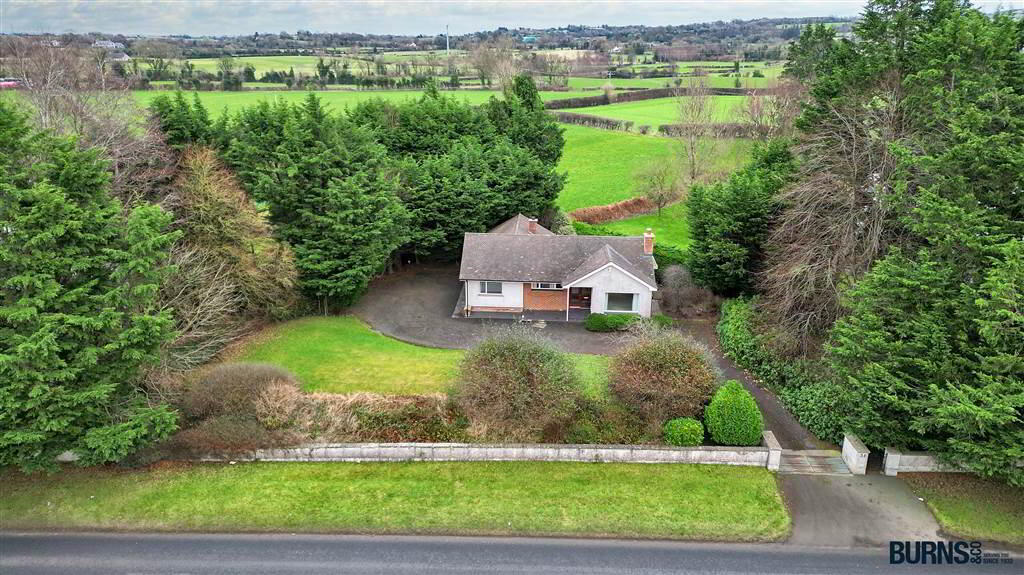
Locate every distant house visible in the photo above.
<box><xmin>521</xmin><ymin>35</ymin><xmax>538</xmax><ymax>44</ymax></box>
<box><xmin>92</xmin><ymin>40</ymin><xmax>125</xmax><ymax>50</ymax></box>
<box><xmin>108</xmin><ymin>52</ymin><xmax>131</xmax><ymax>62</ymax></box>
<box><xmin>457</xmin><ymin>214</ymin><xmax>657</xmax><ymax>321</ymax></box>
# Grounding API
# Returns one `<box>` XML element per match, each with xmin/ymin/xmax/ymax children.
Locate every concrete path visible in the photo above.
<box><xmin>781</xmin><ymin>474</ymin><xmax>944</xmax><ymax>548</ymax></box>
<box><xmin>675</xmin><ymin>318</ymin><xmax>830</xmax><ymax>451</ymax></box>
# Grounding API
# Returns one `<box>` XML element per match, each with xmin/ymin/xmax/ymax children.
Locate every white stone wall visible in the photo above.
<box><xmin>842</xmin><ymin>434</ymin><xmax>870</xmax><ymax>475</ymax></box>
<box><xmin>883</xmin><ymin>448</ymin><xmax>960</xmax><ymax>476</ymax></box>
<box><xmin>466</xmin><ymin>281</ymin><xmax>524</xmax><ymax>309</ymax></box>
<box><xmin>202</xmin><ymin>442</ymin><xmax>771</xmax><ymax>467</ymax></box>
<box><xmin>571</xmin><ymin>266</ymin><xmax>654</xmax><ymax>317</ymax></box>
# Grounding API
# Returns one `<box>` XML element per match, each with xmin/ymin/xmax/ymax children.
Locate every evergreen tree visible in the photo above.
<box><xmin>686</xmin><ymin>140</ymin><xmax>793</xmax><ymax>295</ymax></box>
<box><xmin>0</xmin><ymin>101</ymin><xmax>179</xmax><ymax>471</ymax></box>
<box><xmin>483</xmin><ymin>74</ymin><xmax>565</xmax><ymax>165</ymax></box>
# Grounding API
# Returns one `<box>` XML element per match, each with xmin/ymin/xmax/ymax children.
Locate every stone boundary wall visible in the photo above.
<box><xmin>200</xmin><ymin>440</ymin><xmax>775</xmax><ymax>467</ymax></box>
<box><xmin>842</xmin><ymin>434</ymin><xmax>870</xmax><ymax>475</ymax></box>
<box><xmin>883</xmin><ymin>448</ymin><xmax>961</xmax><ymax>476</ymax></box>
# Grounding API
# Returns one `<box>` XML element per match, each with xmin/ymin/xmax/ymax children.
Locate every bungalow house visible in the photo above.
<box><xmin>457</xmin><ymin>214</ymin><xmax>657</xmax><ymax>321</ymax></box>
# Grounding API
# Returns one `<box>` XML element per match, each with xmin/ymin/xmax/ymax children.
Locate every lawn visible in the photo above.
<box><xmin>0</xmin><ymin>462</ymin><xmax>790</xmax><ymax>540</ymax></box>
<box><xmin>601</xmin><ymin>203</ymin><xmax>692</xmax><ymax>249</ymax></box>
<box><xmin>563</xmin><ymin>95</ymin><xmax>749</xmax><ymax>129</ymax></box>
<box><xmin>234</xmin><ymin>316</ymin><xmax>610</xmax><ymax>396</ymax></box>
<box><xmin>557</xmin><ymin>125</ymin><xmax>680</xmax><ymax>212</ymax></box>
<box><xmin>132</xmin><ymin>89</ymin><xmax>592</xmax><ymax>118</ymax></box>
<box><xmin>902</xmin><ymin>473</ymin><xmax>1024</xmax><ymax>545</ymax></box>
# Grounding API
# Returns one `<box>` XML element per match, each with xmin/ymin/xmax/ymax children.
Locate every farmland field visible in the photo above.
<box><xmin>562</xmin><ymin>95</ymin><xmax>749</xmax><ymax>129</ymax></box>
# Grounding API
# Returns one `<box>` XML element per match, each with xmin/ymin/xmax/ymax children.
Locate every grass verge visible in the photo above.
<box><xmin>902</xmin><ymin>473</ymin><xmax>1024</xmax><ymax>545</ymax></box>
<box><xmin>0</xmin><ymin>462</ymin><xmax>789</xmax><ymax>541</ymax></box>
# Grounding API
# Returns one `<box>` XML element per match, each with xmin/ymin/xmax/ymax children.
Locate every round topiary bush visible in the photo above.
<box><xmin>704</xmin><ymin>380</ymin><xmax>764</xmax><ymax>446</ymax></box>
<box><xmin>609</xmin><ymin>329</ymin><xmax>718</xmax><ymax>427</ymax></box>
<box><xmin>663</xmin><ymin>417</ymin><xmax>704</xmax><ymax>446</ymax></box>
<box><xmin>452</xmin><ymin>327</ymin><xmax>582</xmax><ymax>441</ymax></box>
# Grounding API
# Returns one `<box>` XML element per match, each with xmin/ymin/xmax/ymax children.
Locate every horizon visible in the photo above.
<box><xmin>3</xmin><ymin>0</ymin><xmax>877</xmax><ymax>36</ymax></box>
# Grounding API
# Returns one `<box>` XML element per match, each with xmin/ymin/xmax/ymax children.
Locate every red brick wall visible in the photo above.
<box><xmin>524</xmin><ymin>284</ymin><xmax>567</xmax><ymax>311</ymax></box>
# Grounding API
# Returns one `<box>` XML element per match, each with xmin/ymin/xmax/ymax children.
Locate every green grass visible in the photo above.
<box><xmin>601</xmin><ymin>203</ymin><xmax>692</xmax><ymax>249</ymax></box>
<box><xmin>903</xmin><ymin>473</ymin><xmax>1024</xmax><ymax>545</ymax></box>
<box><xmin>557</xmin><ymin>125</ymin><xmax>680</xmax><ymax>212</ymax></box>
<box><xmin>563</xmin><ymin>95</ymin><xmax>748</xmax><ymax>129</ymax></box>
<box><xmin>0</xmin><ymin>462</ymin><xmax>790</xmax><ymax>540</ymax></box>
<box><xmin>235</xmin><ymin>316</ymin><xmax>610</xmax><ymax>397</ymax></box>
<box><xmin>236</xmin><ymin>316</ymin><xmax>461</xmax><ymax>395</ymax></box>
<box><xmin>132</xmin><ymin>89</ymin><xmax>592</xmax><ymax>118</ymax></box>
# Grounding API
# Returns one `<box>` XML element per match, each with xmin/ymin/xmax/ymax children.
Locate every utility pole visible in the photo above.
<box><xmin>445</xmin><ymin>24</ymin><xmax>450</xmax><ymax>55</ymax></box>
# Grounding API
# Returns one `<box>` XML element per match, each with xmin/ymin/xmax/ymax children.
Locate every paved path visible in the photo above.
<box><xmin>6</xmin><ymin>532</ymin><xmax>1017</xmax><ymax>575</ymax></box>
<box><xmin>780</xmin><ymin>474</ymin><xmax>945</xmax><ymax>548</ymax></box>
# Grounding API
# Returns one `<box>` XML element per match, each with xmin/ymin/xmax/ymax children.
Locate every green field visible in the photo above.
<box><xmin>601</xmin><ymin>203</ymin><xmax>692</xmax><ymax>249</ymax></box>
<box><xmin>0</xmin><ymin>462</ymin><xmax>789</xmax><ymax>540</ymax></box>
<box><xmin>563</xmin><ymin>95</ymin><xmax>749</xmax><ymax>129</ymax></box>
<box><xmin>133</xmin><ymin>89</ymin><xmax>591</xmax><ymax>117</ymax></box>
<box><xmin>235</xmin><ymin>316</ymin><xmax>610</xmax><ymax>396</ymax></box>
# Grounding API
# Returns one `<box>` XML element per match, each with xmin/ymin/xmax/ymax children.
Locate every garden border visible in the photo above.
<box><xmin>199</xmin><ymin>431</ymin><xmax>783</xmax><ymax>469</ymax></box>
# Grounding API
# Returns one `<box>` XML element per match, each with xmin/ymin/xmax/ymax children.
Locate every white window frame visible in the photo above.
<box><xmin>479</xmin><ymin>281</ymin><xmax>503</xmax><ymax>295</ymax></box>
<box><xmin>531</xmin><ymin>282</ymin><xmax>562</xmax><ymax>290</ymax></box>
<box><xmin>605</xmin><ymin>292</ymin><xmax>636</xmax><ymax>313</ymax></box>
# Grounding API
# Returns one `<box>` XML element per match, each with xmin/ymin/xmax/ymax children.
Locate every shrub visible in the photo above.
<box><xmin>659</xmin><ymin>265</ymin><xmax>719</xmax><ymax>317</ymax></box>
<box><xmin>705</xmin><ymin>380</ymin><xmax>764</xmax><ymax>446</ymax></box>
<box><xmin>663</xmin><ymin>417</ymin><xmax>704</xmax><ymax>446</ymax></box>
<box><xmin>452</xmin><ymin>328</ymin><xmax>583</xmax><ymax>441</ymax></box>
<box><xmin>569</xmin><ymin>196</ymin><xmax>655</xmax><ymax>224</ymax></box>
<box><xmin>609</xmin><ymin>330</ymin><xmax>718</xmax><ymax>427</ymax></box>
<box><xmin>652</xmin><ymin>313</ymin><xmax>676</xmax><ymax>328</ymax></box>
<box><xmin>168</xmin><ymin>415</ymin><xmax>293</xmax><ymax>453</ymax></box>
<box><xmin>585</xmin><ymin>313</ymin><xmax>639</xmax><ymax>332</ymax></box>
<box><xmin>178</xmin><ymin>363</ymin><xmax>298</xmax><ymax>422</ymax></box>
<box><xmin>717</xmin><ymin>298</ymin><xmax>843</xmax><ymax>443</ymax></box>
<box><xmin>565</xmin><ymin>398</ymin><xmax>651</xmax><ymax>445</ymax></box>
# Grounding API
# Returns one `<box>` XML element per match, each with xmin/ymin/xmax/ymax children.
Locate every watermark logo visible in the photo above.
<box><xmin>889</xmin><ymin>541</ymin><xmax>1014</xmax><ymax>566</ymax></box>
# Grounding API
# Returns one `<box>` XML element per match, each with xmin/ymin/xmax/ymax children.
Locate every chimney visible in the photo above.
<box><xmin>643</xmin><ymin>228</ymin><xmax>655</xmax><ymax>255</ymax></box>
<box><xmin>528</xmin><ymin>218</ymin><xmax>538</xmax><ymax>234</ymax></box>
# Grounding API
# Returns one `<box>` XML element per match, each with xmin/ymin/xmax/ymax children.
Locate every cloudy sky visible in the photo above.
<box><xmin>2</xmin><ymin>0</ymin><xmax>1019</xmax><ymax>36</ymax></box>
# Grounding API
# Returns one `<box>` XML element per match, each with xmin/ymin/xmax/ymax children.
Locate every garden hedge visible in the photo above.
<box><xmin>704</xmin><ymin>380</ymin><xmax>763</xmax><ymax>446</ymax></box>
<box><xmin>584</xmin><ymin>313</ymin><xmax>639</xmax><ymax>332</ymax></box>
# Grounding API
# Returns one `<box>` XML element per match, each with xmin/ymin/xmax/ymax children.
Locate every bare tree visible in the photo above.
<box><xmin>3</xmin><ymin>37</ymin><xmax>176</xmax><ymax>204</ymax></box>
<box><xmin>743</xmin><ymin>79</ymin><xmax>805</xmax><ymax>140</ymax></box>
<box><xmin>635</xmin><ymin>160</ymin><xmax>682</xmax><ymax>215</ymax></box>
<box><xmin>470</xmin><ymin>38</ymin><xmax>518</xmax><ymax>88</ymax></box>
<box><xmin>134</xmin><ymin>38</ymin><xmax>180</xmax><ymax>80</ymax></box>
<box><xmin>675</xmin><ymin>70</ymin><xmax>717</xmax><ymax>182</ymax></box>
<box><xmin>758</xmin><ymin>74</ymin><xmax>908</xmax><ymax>352</ymax></box>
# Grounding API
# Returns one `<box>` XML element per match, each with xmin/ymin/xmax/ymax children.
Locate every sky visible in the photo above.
<box><xmin>2</xmin><ymin>0</ymin><xmax>1020</xmax><ymax>37</ymax></box>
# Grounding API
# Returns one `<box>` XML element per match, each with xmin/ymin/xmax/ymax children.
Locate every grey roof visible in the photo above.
<box><xmin>459</xmin><ymin>233</ymin><xmax>656</xmax><ymax>287</ymax></box>
<box><xmin>488</xmin><ymin>214</ymin><xmax>554</xmax><ymax>236</ymax></box>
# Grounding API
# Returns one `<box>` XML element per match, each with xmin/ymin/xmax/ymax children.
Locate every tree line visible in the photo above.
<box><xmin>685</xmin><ymin>0</ymin><xmax>1023</xmax><ymax>485</ymax></box>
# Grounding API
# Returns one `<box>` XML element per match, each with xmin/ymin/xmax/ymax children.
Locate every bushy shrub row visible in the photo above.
<box><xmin>716</xmin><ymin>298</ymin><xmax>844</xmax><ymax>443</ymax></box>
<box><xmin>544</xmin><ymin>87</ymin><xmax>751</xmax><ymax>111</ymax></box>
<box><xmin>569</xmin><ymin>196</ymin><xmax>655</xmax><ymax>224</ymax></box>
<box><xmin>550</xmin><ymin>111</ymin><xmax>634</xmax><ymax>132</ymax></box>
<box><xmin>705</xmin><ymin>381</ymin><xmax>763</xmax><ymax>446</ymax></box>
<box><xmin>584</xmin><ymin>313</ymin><xmax>639</xmax><ymax>332</ymax></box>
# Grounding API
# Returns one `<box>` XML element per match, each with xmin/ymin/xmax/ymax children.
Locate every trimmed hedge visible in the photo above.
<box><xmin>705</xmin><ymin>380</ymin><xmax>763</xmax><ymax>446</ymax></box>
<box><xmin>584</xmin><ymin>313</ymin><xmax>639</xmax><ymax>332</ymax></box>
<box><xmin>716</xmin><ymin>298</ymin><xmax>844</xmax><ymax>443</ymax></box>
<box><xmin>550</xmin><ymin>111</ymin><xmax>634</xmax><ymax>132</ymax></box>
<box><xmin>663</xmin><ymin>417</ymin><xmax>704</xmax><ymax>446</ymax></box>
<box><xmin>544</xmin><ymin>86</ymin><xmax>756</xmax><ymax>110</ymax></box>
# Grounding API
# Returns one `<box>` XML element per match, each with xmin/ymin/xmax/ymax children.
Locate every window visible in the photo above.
<box><xmin>531</xmin><ymin>282</ymin><xmax>562</xmax><ymax>290</ymax></box>
<box><xmin>606</xmin><ymin>293</ymin><xmax>635</xmax><ymax>312</ymax></box>
<box><xmin>479</xmin><ymin>281</ymin><xmax>503</xmax><ymax>295</ymax></box>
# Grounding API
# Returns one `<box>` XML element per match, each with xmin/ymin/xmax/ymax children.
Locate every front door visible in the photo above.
<box><xmin>568</xmin><ymin>287</ymin><xmax>592</xmax><ymax>309</ymax></box>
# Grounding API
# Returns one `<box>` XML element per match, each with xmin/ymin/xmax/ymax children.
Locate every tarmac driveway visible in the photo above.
<box><xmin>350</xmin><ymin>264</ymin><xmax>626</xmax><ymax>355</ymax></box>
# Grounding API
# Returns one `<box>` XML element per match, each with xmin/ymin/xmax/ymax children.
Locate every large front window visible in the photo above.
<box><xmin>606</xmin><ymin>292</ymin><xmax>636</xmax><ymax>312</ymax></box>
<box><xmin>479</xmin><ymin>281</ymin><xmax>503</xmax><ymax>295</ymax></box>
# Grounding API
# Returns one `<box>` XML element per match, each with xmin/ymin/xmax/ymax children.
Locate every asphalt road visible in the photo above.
<box><xmin>2</xmin><ymin>532</ymin><xmax>1019</xmax><ymax>574</ymax></box>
